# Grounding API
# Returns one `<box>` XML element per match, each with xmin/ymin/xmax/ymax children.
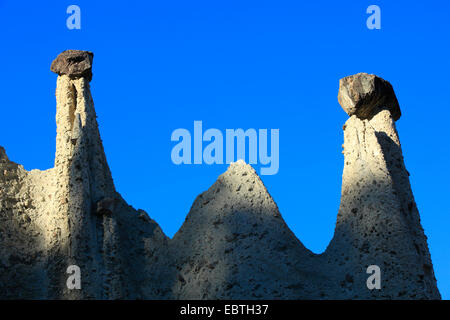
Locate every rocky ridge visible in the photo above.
<box><xmin>0</xmin><ymin>51</ymin><xmax>440</xmax><ymax>299</ymax></box>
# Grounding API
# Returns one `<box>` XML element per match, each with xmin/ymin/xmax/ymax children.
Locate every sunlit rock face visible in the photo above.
<box><xmin>0</xmin><ymin>52</ymin><xmax>440</xmax><ymax>299</ymax></box>
<box><xmin>321</xmin><ymin>110</ymin><xmax>440</xmax><ymax>299</ymax></box>
<box><xmin>0</xmin><ymin>51</ymin><xmax>171</xmax><ymax>299</ymax></box>
<box><xmin>169</xmin><ymin>160</ymin><xmax>323</xmax><ymax>299</ymax></box>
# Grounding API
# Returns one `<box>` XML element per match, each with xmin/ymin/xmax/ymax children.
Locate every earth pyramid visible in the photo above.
<box><xmin>0</xmin><ymin>51</ymin><xmax>440</xmax><ymax>299</ymax></box>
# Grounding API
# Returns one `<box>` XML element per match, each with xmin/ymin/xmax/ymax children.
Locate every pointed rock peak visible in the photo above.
<box><xmin>218</xmin><ymin>159</ymin><xmax>267</xmax><ymax>192</ymax></box>
<box><xmin>338</xmin><ymin>72</ymin><xmax>401</xmax><ymax>121</ymax></box>
<box><xmin>51</xmin><ymin>50</ymin><xmax>94</xmax><ymax>81</ymax></box>
<box><xmin>185</xmin><ymin>159</ymin><xmax>281</xmax><ymax>220</ymax></box>
<box><xmin>225</xmin><ymin>159</ymin><xmax>256</xmax><ymax>175</ymax></box>
<box><xmin>184</xmin><ymin>159</ymin><xmax>277</xmax><ymax>217</ymax></box>
<box><xmin>0</xmin><ymin>146</ymin><xmax>8</xmax><ymax>162</ymax></box>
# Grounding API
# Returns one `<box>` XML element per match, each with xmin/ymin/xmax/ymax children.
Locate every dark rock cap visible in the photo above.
<box><xmin>338</xmin><ymin>73</ymin><xmax>401</xmax><ymax>121</ymax></box>
<box><xmin>51</xmin><ymin>50</ymin><xmax>94</xmax><ymax>81</ymax></box>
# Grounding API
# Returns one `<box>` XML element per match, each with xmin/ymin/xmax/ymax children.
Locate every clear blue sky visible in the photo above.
<box><xmin>1</xmin><ymin>1</ymin><xmax>449</xmax><ymax>298</ymax></box>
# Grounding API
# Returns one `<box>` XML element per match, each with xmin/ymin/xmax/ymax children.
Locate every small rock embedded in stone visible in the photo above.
<box><xmin>96</xmin><ymin>197</ymin><xmax>117</xmax><ymax>215</ymax></box>
<box><xmin>338</xmin><ymin>73</ymin><xmax>401</xmax><ymax>121</ymax></box>
<box><xmin>51</xmin><ymin>50</ymin><xmax>94</xmax><ymax>81</ymax></box>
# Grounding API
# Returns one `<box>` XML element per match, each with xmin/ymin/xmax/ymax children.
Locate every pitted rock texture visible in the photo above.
<box><xmin>1</xmin><ymin>52</ymin><xmax>170</xmax><ymax>299</ymax></box>
<box><xmin>0</xmin><ymin>51</ymin><xmax>441</xmax><ymax>299</ymax></box>
<box><xmin>169</xmin><ymin>160</ymin><xmax>322</xmax><ymax>299</ymax></box>
<box><xmin>319</xmin><ymin>110</ymin><xmax>439</xmax><ymax>299</ymax></box>
<box><xmin>338</xmin><ymin>73</ymin><xmax>401</xmax><ymax>121</ymax></box>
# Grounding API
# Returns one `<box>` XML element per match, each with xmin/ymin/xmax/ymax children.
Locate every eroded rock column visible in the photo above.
<box><xmin>323</xmin><ymin>73</ymin><xmax>440</xmax><ymax>299</ymax></box>
<box><xmin>51</xmin><ymin>50</ymin><xmax>121</xmax><ymax>298</ymax></box>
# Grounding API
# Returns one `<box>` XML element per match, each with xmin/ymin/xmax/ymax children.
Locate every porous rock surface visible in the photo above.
<box><xmin>0</xmin><ymin>51</ymin><xmax>440</xmax><ymax>299</ymax></box>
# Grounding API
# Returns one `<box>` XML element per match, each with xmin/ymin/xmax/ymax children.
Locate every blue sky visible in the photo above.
<box><xmin>0</xmin><ymin>1</ymin><xmax>449</xmax><ymax>298</ymax></box>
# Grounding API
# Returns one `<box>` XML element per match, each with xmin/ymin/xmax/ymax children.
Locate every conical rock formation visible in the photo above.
<box><xmin>0</xmin><ymin>52</ymin><xmax>440</xmax><ymax>299</ymax></box>
<box><xmin>169</xmin><ymin>160</ymin><xmax>323</xmax><ymax>299</ymax></box>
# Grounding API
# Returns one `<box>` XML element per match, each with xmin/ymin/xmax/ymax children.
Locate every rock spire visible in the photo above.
<box><xmin>0</xmin><ymin>53</ymin><xmax>441</xmax><ymax>299</ymax></box>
